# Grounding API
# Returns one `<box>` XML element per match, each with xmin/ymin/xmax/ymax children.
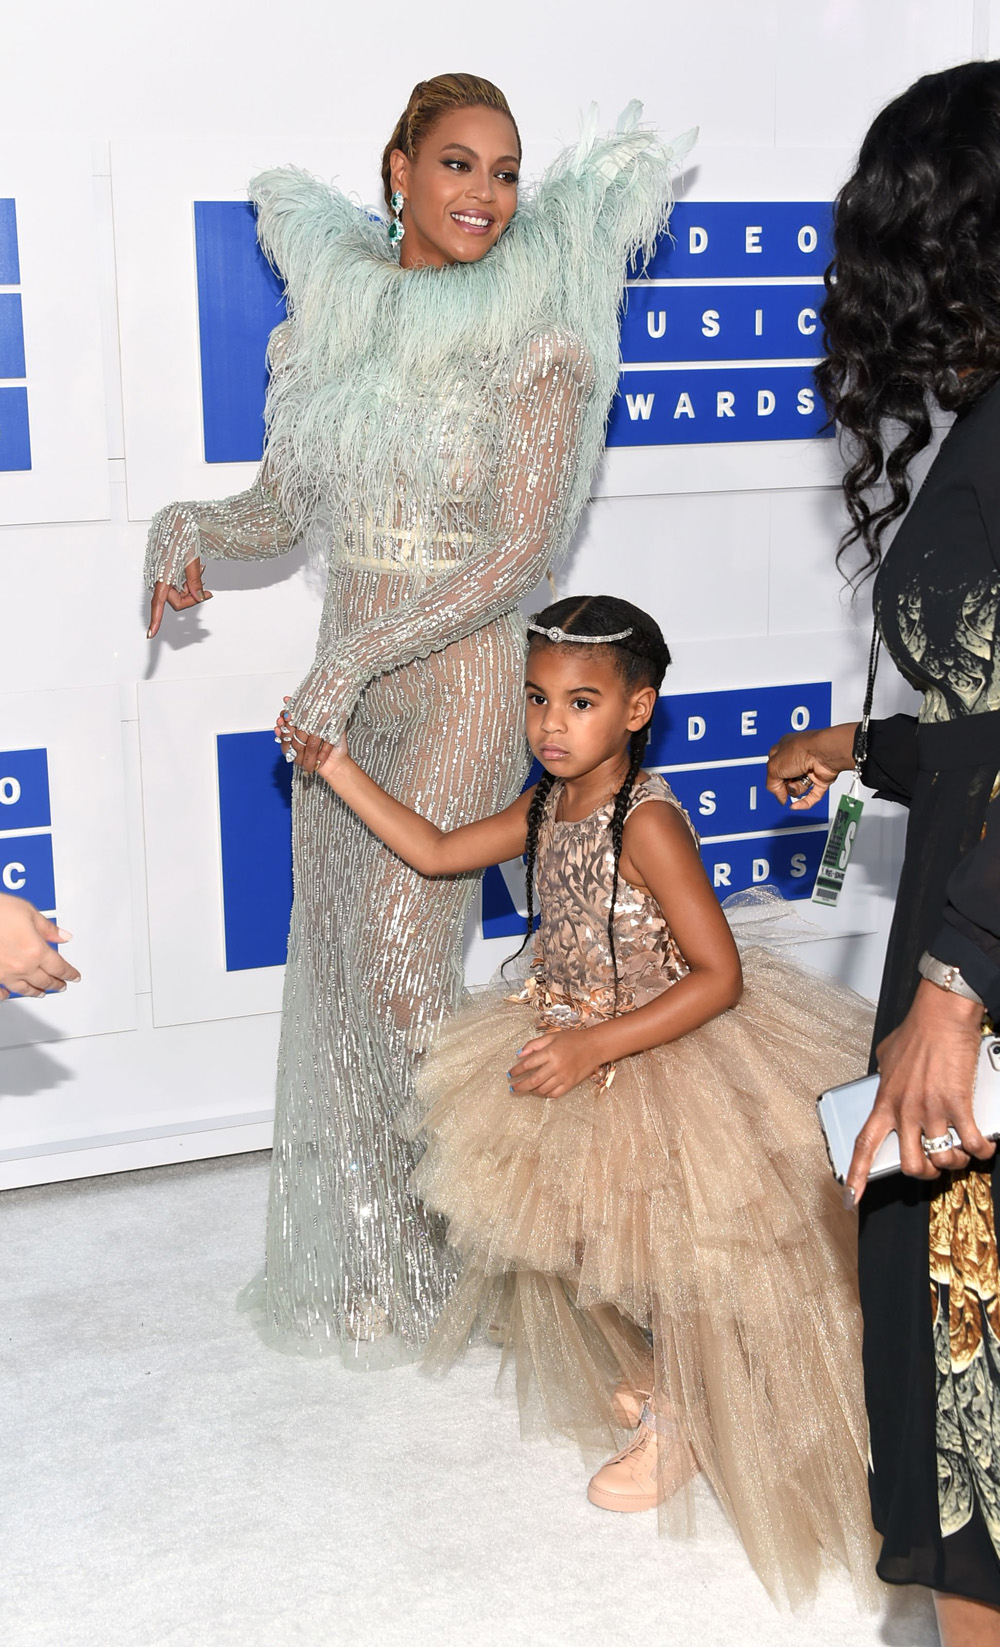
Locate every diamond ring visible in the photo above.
<box><xmin>922</xmin><ymin>1130</ymin><xmax>961</xmax><ymax>1155</ymax></box>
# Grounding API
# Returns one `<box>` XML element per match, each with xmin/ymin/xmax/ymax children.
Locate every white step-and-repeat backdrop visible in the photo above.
<box><xmin>0</xmin><ymin>0</ymin><xmax>988</xmax><ymax>1187</ymax></box>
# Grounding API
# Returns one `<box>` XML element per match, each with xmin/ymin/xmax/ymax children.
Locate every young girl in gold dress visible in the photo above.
<box><xmin>281</xmin><ymin>594</ymin><xmax>878</xmax><ymax>1605</ymax></box>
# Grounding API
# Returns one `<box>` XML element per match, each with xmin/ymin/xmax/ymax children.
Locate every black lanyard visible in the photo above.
<box><xmin>853</xmin><ymin>619</ymin><xmax>881</xmax><ymax>777</ymax></box>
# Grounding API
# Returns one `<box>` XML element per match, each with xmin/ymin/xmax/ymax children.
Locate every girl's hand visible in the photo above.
<box><xmin>508</xmin><ymin>1029</ymin><xmax>602</xmax><ymax>1098</ymax></box>
<box><xmin>275</xmin><ymin>697</ymin><xmax>333</xmax><ymax>775</ymax></box>
<box><xmin>147</xmin><ymin>557</ymin><xmax>212</xmax><ymax>638</ymax></box>
<box><xmin>845</xmin><ymin>980</ymin><xmax>994</xmax><ymax>1206</ymax></box>
<box><xmin>765</xmin><ymin>722</ymin><xmax>859</xmax><ymax>811</ymax></box>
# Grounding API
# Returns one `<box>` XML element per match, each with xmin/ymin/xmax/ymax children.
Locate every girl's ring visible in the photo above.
<box><xmin>922</xmin><ymin>1130</ymin><xmax>961</xmax><ymax>1155</ymax></box>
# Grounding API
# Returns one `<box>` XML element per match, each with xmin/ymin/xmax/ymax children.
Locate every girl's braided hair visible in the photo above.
<box><xmin>509</xmin><ymin>595</ymin><xmax>671</xmax><ymax>1010</ymax></box>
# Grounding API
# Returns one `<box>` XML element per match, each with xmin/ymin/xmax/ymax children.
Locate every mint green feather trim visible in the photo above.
<box><xmin>249</xmin><ymin>106</ymin><xmax>693</xmax><ymax>556</ymax></box>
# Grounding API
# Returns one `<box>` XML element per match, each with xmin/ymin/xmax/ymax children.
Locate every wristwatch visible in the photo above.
<box><xmin>918</xmin><ymin>950</ymin><xmax>985</xmax><ymax>1005</ymax></box>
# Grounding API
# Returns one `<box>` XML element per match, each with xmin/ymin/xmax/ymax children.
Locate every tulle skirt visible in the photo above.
<box><xmin>407</xmin><ymin>945</ymin><xmax>880</xmax><ymax>1607</ymax></box>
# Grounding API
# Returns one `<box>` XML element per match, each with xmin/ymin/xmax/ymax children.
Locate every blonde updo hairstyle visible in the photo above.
<box><xmin>380</xmin><ymin>73</ymin><xmax>522</xmax><ymax>209</ymax></box>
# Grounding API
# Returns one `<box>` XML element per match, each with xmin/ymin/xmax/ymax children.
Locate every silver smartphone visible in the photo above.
<box><xmin>817</xmin><ymin>1034</ymin><xmax>1000</xmax><ymax>1184</ymax></box>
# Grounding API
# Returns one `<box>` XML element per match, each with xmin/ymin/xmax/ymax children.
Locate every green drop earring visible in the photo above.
<box><xmin>388</xmin><ymin>191</ymin><xmax>405</xmax><ymax>245</ymax></box>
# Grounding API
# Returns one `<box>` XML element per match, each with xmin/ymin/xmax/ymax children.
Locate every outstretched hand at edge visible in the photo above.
<box><xmin>147</xmin><ymin>559</ymin><xmax>213</xmax><ymax>639</ymax></box>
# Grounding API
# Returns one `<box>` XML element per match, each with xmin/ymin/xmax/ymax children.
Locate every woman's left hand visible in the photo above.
<box><xmin>276</xmin><ymin>697</ymin><xmax>333</xmax><ymax>774</ymax></box>
<box><xmin>845</xmin><ymin>980</ymin><xmax>995</xmax><ymax>1205</ymax></box>
<box><xmin>508</xmin><ymin>1029</ymin><xmax>602</xmax><ymax>1098</ymax></box>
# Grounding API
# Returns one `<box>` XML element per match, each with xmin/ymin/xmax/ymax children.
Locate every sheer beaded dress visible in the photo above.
<box><xmin>144</xmin><ymin>108</ymin><xmax>690</xmax><ymax>1366</ymax></box>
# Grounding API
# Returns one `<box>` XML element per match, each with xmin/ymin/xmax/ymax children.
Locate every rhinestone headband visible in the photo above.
<box><xmin>528</xmin><ymin>622</ymin><xmax>635</xmax><ymax>644</ymax></box>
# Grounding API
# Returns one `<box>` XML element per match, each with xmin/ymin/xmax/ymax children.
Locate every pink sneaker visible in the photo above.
<box><xmin>587</xmin><ymin>1408</ymin><xmax>697</xmax><ymax>1513</ymax></box>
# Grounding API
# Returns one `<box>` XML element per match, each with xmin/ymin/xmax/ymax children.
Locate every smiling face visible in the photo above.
<box><xmin>524</xmin><ymin>643</ymin><xmax>657</xmax><ymax>786</ymax></box>
<box><xmin>390</xmin><ymin>105</ymin><xmax>520</xmax><ymax>269</ymax></box>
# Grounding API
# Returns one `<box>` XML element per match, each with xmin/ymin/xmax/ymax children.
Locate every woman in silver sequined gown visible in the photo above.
<box><xmin>144</xmin><ymin>77</ymin><xmax>689</xmax><ymax>1365</ymax></box>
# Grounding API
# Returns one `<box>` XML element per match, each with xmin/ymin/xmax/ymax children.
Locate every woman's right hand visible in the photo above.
<box><xmin>147</xmin><ymin>558</ymin><xmax>212</xmax><ymax>638</ymax></box>
<box><xmin>765</xmin><ymin>721</ymin><xmax>860</xmax><ymax>811</ymax></box>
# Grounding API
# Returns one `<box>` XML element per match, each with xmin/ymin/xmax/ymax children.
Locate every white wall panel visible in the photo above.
<box><xmin>774</xmin><ymin>0</ymin><xmax>979</xmax><ymax>148</ymax></box>
<box><xmin>0</xmin><ymin>1001</ymin><xmax>278</xmax><ymax>1190</ymax></box>
<box><xmin>0</xmin><ymin>137</ymin><xmax>110</xmax><ymax>523</ymax></box>
<box><xmin>138</xmin><ymin>671</ymin><xmax>299</xmax><ymax>1027</ymax></box>
<box><xmin>0</xmin><ymin>685</ymin><xmax>135</xmax><ymax>1048</ymax></box>
<box><xmin>113</xmin><ymin>136</ymin><xmax>373</xmax><ymax>523</ymax></box>
<box><xmin>567</xmin><ymin>490</ymin><xmax>772</xmax><ymax>639</ymax></box>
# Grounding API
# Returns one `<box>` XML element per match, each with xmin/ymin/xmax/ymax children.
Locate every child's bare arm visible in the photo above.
<box><xmin>589</xmin><ymin>802</ymin><xmax>742</xmax><ymax>1063</ymax></box>
<box><xmin>315</xmin><ymin>738</ymin><xmax>532</xmax><ymax>876</ymax></box>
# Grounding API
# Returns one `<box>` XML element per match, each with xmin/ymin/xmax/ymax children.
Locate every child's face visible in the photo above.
<box><xmin>524</xmin><ymin>644</ymin><xmax>654</xmax><ymax>780</ymax></box>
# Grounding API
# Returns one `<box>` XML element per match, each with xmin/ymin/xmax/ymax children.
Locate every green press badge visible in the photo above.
<box><xmin>812</xmin><ymin>787</ymin><xmax>865</xmax><ymax>907</ymax></box>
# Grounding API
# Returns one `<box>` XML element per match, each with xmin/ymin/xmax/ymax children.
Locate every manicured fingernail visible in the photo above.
<box><xmin>508</xmin><ymin>1084</ymin><xmax>514</xmax><ymax>1094</ymax></box>
<box><xmin>843</xmin><ymin>1186</ymin><xmax>856</xmax><ymax>1210</ymax></box>
<box><xmin>284</xmin><ymin>751</ymin><xmax>295</xmax><ymax>764</ymax></box>
<box><xmin>56</xmin><ymin>929</ymin><xmax>72</xmax><ymax>941</ymax></box>
<box><xmin>146</xmin><ymin>627</ymin><xmax>153</xmax><ymax>640</ymax></box>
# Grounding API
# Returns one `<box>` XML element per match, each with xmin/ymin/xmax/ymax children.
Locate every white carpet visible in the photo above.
<box><xmin>0</xmin><ymin>1154</ymin><xmax>938</xmax><ymax>1647</ymax></box>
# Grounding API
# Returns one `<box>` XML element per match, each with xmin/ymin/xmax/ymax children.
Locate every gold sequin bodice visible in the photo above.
<box><xmin>529</xmin><ymin>773</ymin><xmax>692</xmax><ymax>1026</ymax></box>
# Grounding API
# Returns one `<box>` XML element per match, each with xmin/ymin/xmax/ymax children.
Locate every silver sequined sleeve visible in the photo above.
<box><xmin>143</xmin><ymin>473</ymin><xmax>297</xmax><ymax>591</ymax></box>
<box><xmin>285</xmin><ymin>331</ymin><xmax>595</xmax><ymax>741</ymax></box>
<box><xmin>143</xmin><ymin>323</ymin><xmax>299</xmax><ymax>591</ymax></box>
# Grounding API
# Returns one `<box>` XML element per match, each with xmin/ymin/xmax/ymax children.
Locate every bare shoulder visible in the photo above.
<box><xmin>623</xmin><ymin>792</ymin><xmax>700</xmax><ymax>860</ymax></box>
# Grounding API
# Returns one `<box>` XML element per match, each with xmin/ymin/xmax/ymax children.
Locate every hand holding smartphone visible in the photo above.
<box><xmin>818</xmin><ymin>1034</ymin><xmax>1000</xmax><ymax>1184</ymax></box>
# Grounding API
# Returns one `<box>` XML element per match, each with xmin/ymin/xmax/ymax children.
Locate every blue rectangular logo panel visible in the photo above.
<box><xmin>665</xmin><ymin>762</ymin><xmax>828</xmax><ymax>837</ymax></box>
<box><xmin>0</xmin><ymin>293</ymin><xmax>26</xmax><ymax>378</ymax></box>
<box><xmin>192</xmin><ymin>195</ymin><xmax>833</xmax><ymax>457</ymax></box>
<box><xmin>700</xmin><ymin>830</ymin><xmax>825</xmax><ymax>900</ymax></box>
<box><xmin>0</xmin><ymin>200</ymin><xmax>20</xmax><ymax>285</ymax></box>
<box><xmin>482</xmin><ymin>863</ymin><xmax>531</xmax><ymax>941</ymax></box>
<box><xmin>638</xmin><ymin>202</ymin><xmax>833</xmax><ymax>280</ymax></box>
<box><xmin>649</xmin><ymin>682</ymin><xmax>831</xmax><ymax>766</ymax></box>
<box><xmin>217</xmin><ymin>683</ymin><xmax>833</xmax><ymax>967</ymax></box>
<box><xmin>620</xmin><ymin>284</ymin><xmax>822</xmax><ymax>365</ymax></box>
<box><xmin>217</xmin><ymin>730</ymin><xmax>293</xmax><ymax>971</ymax></box>
<box><xmin>0</xmin><ymin>748</ymin><xmax>51</xmax><ymax>829</ymax></box>
<box><xmin>0</xmin><ymin>833</ymin><xmax>56</xmax><ymax>912</ymax></box>
<box><xmin>0</xmin><ymin>386</ymin><xmax>31</xmax><ymax>470</ymax></box>
<box><xmin>194</xmin><ymin>201</ymin><xmax>287</xmax><ymax>465</ymax></box>
<box><xmin>606</xmin><ymin>366</ymin><xmax>829</xmax><ymax>446</ymax></box>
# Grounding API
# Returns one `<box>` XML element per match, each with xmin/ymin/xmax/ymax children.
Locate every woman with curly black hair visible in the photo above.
<box><xmin>768</xmin><ymin>60</ymin><xmax>1000</xmax><ymax>1640</ymax></box>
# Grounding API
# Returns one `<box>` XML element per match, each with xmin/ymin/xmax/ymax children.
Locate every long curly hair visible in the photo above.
<box><xmin>817</xmin><ymin>59</ymin><xmax>1000</xmax><ymax>574</ymax></box>
<box><xmin>507</xmin><ymin>595</ymin><xmax>671</xmax><ymax>1010</ymax></box>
